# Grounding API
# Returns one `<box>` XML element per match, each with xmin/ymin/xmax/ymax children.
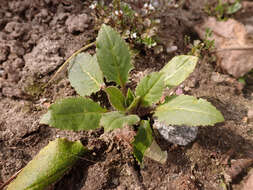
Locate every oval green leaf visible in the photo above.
<box><xmin>154</xmin><ymin>95</ymin><xmax>224</xmax><ymax>126</ymax></box>
<box><xmin>96</xmin><ymin>24</ymin><xmax>133</xmax><ymax>87</ymax></box>
<box><xmin>68</xmin><ymin>53</ymin><xmax>104</xmax><ymax>96</ymax></box>
<box><xmin>135</xmin><ymin>72</ymin><xmax>164</xmax><ymax>107</ymax></box>
<box><xmin>100</xmin><ymin>111</ymin><xmax>140</xmax><ymax>132</ymax></box>
<box><xmin>7</xmin><ymin>138</ymin><xmax>87</xmax><ymax>190</ymax></box>
<box><xmin>40</xmin><ymin>97</ymin><xmax>107</xmax><ymax>131</ymax></box>
<box><xmin>160</xmin><ymin>55</ymin><xmax>198</xmax><ymax>87</ymax></box>
<box><xmin>105</xmin><ymin>86</ymin><xmax>126</xmax><ymax>111</ymax></box>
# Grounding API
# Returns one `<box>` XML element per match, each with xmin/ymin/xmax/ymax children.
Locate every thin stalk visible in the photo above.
<box><xmin>212</xmin><ymin>47</ymin><xmax>253</xmax><ymax>53</ymax></box>
<box><xmin>0</xmin><ymin>169</ymin><xmax>22</xmax><ymax>190</ymax></box>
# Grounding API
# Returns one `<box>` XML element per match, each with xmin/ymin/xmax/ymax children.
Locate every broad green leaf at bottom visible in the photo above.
<box><xmin>132</xmin><ymin>120</ymin><xmax>153</xmax><ymax>164</ymax></box>
<box><xmin>40</xmin><ymin>97</ymin><xmax>107</xmax><ymax>131</ymax></box>
<box><xmin>7</xmin><ymin>138</ymin><xmax>87</xmax><ymax>190</ymax></box>
<box><xmin>154</xmin><ymin>95</ymin><xmax>224</xmax><ymax>126</ymax></box>
<box><xmin>100</xmin><ymin>111</ymin><xmax>140</xmax><ymax>132</ymax></box>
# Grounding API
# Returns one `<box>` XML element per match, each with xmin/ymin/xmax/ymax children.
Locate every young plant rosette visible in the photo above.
<box><xmin>40</xmin><ymin>24</ymin><xmax>224</xmax><ymax>164</ymax></box>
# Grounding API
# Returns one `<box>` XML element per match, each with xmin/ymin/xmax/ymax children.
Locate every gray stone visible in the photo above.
<box><xmin>154</xmin><ymin>120</ymin><xmax>198</xmax><ymax>146</ymax></box>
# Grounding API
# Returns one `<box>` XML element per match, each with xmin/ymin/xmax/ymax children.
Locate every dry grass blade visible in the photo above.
<box><xmin>0</xmin><ymin>169</ymin><xmax>22</xmax><ymax>190</ymax></box>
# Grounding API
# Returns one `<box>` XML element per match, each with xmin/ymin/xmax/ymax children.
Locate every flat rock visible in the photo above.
<box><xmin>154</xmin><ymin>120</ymin><xmax>198</xmax><ymax>146</ymax></box>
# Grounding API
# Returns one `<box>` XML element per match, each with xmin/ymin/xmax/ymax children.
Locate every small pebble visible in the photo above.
<box><xmin>166</xmin><ymin>45</ymin><xmax>177</xmax><ymax>53</ymax></box>
<box><xmin>154</xmin><ymin>45</ymin><xmax>163</xmax><ymax>54</ymax></box>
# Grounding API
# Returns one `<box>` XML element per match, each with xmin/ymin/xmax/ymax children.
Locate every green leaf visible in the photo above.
<box><xmin>125</xmin><ymin>88</ymin><xmax>135</xmax><ymax>107</ymax></box>
<box><xmin>100</xmin><ymin>111</ymin><xmax>140</xmax><ymax>132</ymax></box>
<box><xmin>135</xmin><ymin>72</ymin><xmax>164</xmax><ymax>107</ymax></box>
<box><xmin>40</xmin><ymin>97</ymin><xmax>107</xmax><ymax>131</ymax></box>
<box><xmin>144</xmin><ymin>140</ymin><xmax>167</xmax><ymax>164</ymax></box>
<box><xmin>132</xmin><ymin>120</ymin><xmax>153</xmax><ymax>164</ymax></box>
<box><xmin>105</xmin><ymin>86</ymin><xmax>126</xmax><ymax>111</ymax></box>
<box><xmin>160</xmin><ymin>55</ymin><xmax>198</xmax><ymax>87</ymax></box>
<box><xmin>7</xmin><ymin>138</ymin><xmax>87</xmax><ymax>190</ymax></box>
<box><xmin>154</xmin><ymin>95</ymin><xmax>224</xmax><ymax>126</ymax></box>
<box><xmin>227</xmin><ymin>1</ymin><xmax>241</xmax><ymax>14</ymax></box>
<box><xmin>96</xmin><ymin>24</ymin><xmax>133</xmax><ymax>87</ymax></box>
<box><xmin>126</xmin><ymin>96</ymin><xmax>141</xmax><ymax>113</ymax></box>
<box><xmin>40</xmin><ymin>110</ymin><xmax>52</xmax><ymax>125</ymax></box>
<box><xmin>68</xmin><ymin>53</ymin><xmax>104</xmax><ymax>96</ymax></box>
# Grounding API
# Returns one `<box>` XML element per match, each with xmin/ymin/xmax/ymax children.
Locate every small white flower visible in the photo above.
<box><xmin>115</xmin><ymin>10</ymin><xmax>119</xmax><ymax>15</ymax></box>
<box><xmin>148</xmin><ymin>4</ymin><xmax>155</xmax><ymax>10</ymax></box>
<box><xmin>89</xmin><ymin>2</ymin><xmax>97</xmax><ymax>9</ymax></box>
<box><xmin>119</xmin><ymin>10</ymin><xmax>123</xmax><ymax>15</ymax></box>
<box><xmin>131</xmin><ymin>32</ymin><xmax>137</xmax><ymax>39</ymax></box>
<box><xmin>144</xmin><ymin>3</ymin><xmax>149</xmax><ymax>8</ymax></box>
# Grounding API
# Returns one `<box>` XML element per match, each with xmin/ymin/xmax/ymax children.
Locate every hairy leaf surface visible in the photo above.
<box><xmin>135</xmin><ymin>72</ymin><xmax>164</xmax><ymax>107</ymax></box>
<box><xmin>105</xmin><ymin>86</ymin><xmax>126</xmax><ymax>111</ymax></box>
<box><xmin>96</xmin><ymin>24</ymin><xmax>133</xmax><ymax>87</ymax></box>
<box><xmin>154</xmin><ymin>95</ymin><xmax>224</xmax><ymax>126</ymax></box>
<box><xmin>7</xmin><ymin>138</ymin><xmax>87</xmax><ymax>190</ymax></box>
<box><xmin>100</xmin><ymin>111</ymin><xmax>140</xmax><ymax>132</ymax></box>
<box><xmin>40</xmin><ymin>97</ymin><xmax>107</xmax><ymax>131</ymax></box>
<box><xmin>68</xmin><ymin>53</ymin><xmax>104</xmax><ymax>96</ymax></box>
<box><xmin>132</xmin><ymin>120</ymin><xmax>153</xmax><ymax>164</ymax></box>
<box><xmin>161</xmin><ymin>55</ymin><xmax>198</xmax><ymax>87</ymax></box>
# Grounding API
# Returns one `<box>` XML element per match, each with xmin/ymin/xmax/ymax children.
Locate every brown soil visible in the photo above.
<box><xmin>1</xmin><ymin>0</ymin><xmax>253</xmax><ymax>190</ymax></box>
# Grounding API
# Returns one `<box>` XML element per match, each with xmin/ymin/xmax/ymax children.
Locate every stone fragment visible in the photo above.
<box><xmin>154</xmin><ymin>120</ymin><xmax>198</xmax><ymax>146</ymax></box>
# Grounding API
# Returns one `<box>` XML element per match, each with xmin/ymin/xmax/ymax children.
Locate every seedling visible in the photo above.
<box><xmin>40</xmin><ymin>24</ymin><xmax>224</xmax><ymax>164</ymax></box>
<box><xmin>206</xmin><ymin>0</ymin><xmax>242</xmax><ymax>21</ymax></box>
<box><xmin>187</xmin><ymin>28</ymin><xmax>215</xmax><ymax>56</ymax></box>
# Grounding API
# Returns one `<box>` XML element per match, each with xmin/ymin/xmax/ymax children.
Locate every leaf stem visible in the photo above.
<box><xmin>121</xmin><ymin>83</ymin><xmax>127</xmax><ymax>96</ymax></box>
<box><xmin>43</xmin><ymin>41</ymin><xmax>96</xmax><ymax>89</ymax></box>
<box><xmin>0</xmin><ymin>169</ymin><xmax>22</xmax><ymax>190</ymax></box>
